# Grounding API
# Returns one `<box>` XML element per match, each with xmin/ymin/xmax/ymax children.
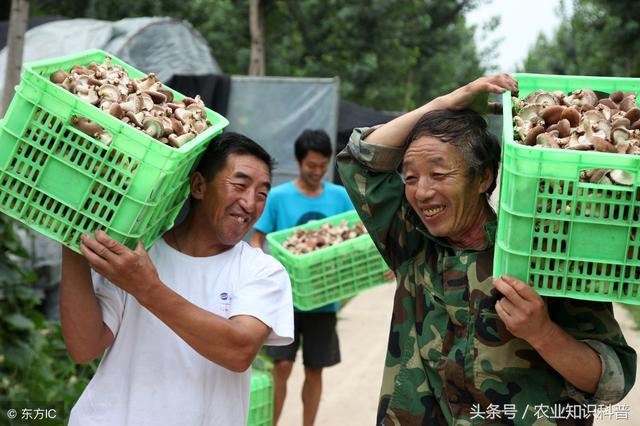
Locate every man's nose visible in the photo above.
<box><xmin>238</xmin><ymin>191</ymin><xmax>256</xmax><ymax>212</ymax></box>
<box><xmin>415</xmin><ymin>177</ymin><xmax>436</xmax><ymax>201</ymax></box>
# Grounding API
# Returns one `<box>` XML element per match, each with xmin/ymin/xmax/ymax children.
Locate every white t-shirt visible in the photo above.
<box><xmin>69</xmin><ymin>238</ymin><xmax>294</xmax><ymax>426</ymax></box>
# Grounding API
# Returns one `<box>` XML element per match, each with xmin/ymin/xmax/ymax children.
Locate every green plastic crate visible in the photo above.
<box><xmin>0</xmin><ymin>49</ymin><xmax>228</xmax><ymax>252</ymax></box>
<box><xmin>248</xmin><ymin>369</ymin><xmax>273</xmax><ymax>426</ymax></box>
<box><xmin>494</xmin><ymin>73</ymin><xmax>640</xmax><ymax>304</ymax></box>
<box><xmin>266</xmin><ymin>210</ymin><xmax>390</xmax><ymax>310</ymax></box>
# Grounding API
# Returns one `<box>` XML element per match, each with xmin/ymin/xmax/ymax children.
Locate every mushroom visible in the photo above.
<box><xmin>50</xmin><ymin>70</ymin><xmax>69</xmax><ymax>84</ymax></box>
<box><xmin>108</xmin><ymin>103</ymin><xmax>124</xmax><ymax>119</ymax></box>
<box><xmin>76</xmin><ymin>87</ymin><xmax>99</xmax><ymax>105</ymax></box>
<box><xmin>160</xmin><ymin>117</ymin><xmax>173</xmax><ymax>136</ymax></box>
<box><xmin>599</xmin><ymin>98</ymin><xmax>618</xmax><ymax>110</ymax></box>
<box><xmin>168</xmin><ymin>132</ymin><xmax>196</xmax><ymax>148</ymax></box>
<box><xmin>525</xmin><ymin>125</ymin><xmax>545</xmax><ymax>146</ymax></box>
<box><xmin>98</xmin><ymin>84</ymin><xmax>120</xmax><ymax>103</ymax></box>
<box><xmin>524</xmin><ymin>90</ymin><xmax>559</xmax><ymax>105</ymax></box>
<box><xmin>565</xmin><ymin>89</ymin><xmax>598</xmax><ymax>108</ymax></box>
<box><xmin>610</xmin><ymin>90</ymin><xmax>624</xmax><ymax>103</ymax></box>
<box><xmin>156</xmin><ymin>87</ymin><xmax>174</xmax><ymax>103</ymax></box>
<box><xmin>143</xmin><ymin>117</ymin><xmax>163</xmax><ymax>139</ymax></box>
<box><xmin>620</xmin><ymin>95</ymin><xmax>637</xmax><ymax>112</ymax></box>
<box><xmin>120</xmin><ymin>94</ymin><xmax>143</xmax><ymax>113</ymax></box>
<box><xmin>624</xmin><ymin>107</ymin><xmax>640</xmax><ymax>124</ymax></box>
<box><xmin>560</xmin><ymin>107</ymin><xmax>581</xmax><ymax>128</ymax></box>
<box><xmin>609</xmin><ymin>170</ymin><xmax>634</xmax><ymax>186</ymax></box>
<box><xmin>592</xmin><ymin>136</ymin><xmax>617</xmax><ymax>153</ymax></box>
<box><xmin>125</xmin><ymin>111</ymin><xmax>144</xmax><ymax>128</ymax></box>
<box><xmin>540</xmin><ymin>105</ymin><xmax>564</xmax><ymax>126</ymax></box>
<box><xmin>536</xmin><ymin>132</ymin><xmax>560</xmax><ymax>149</ymax></box>
<box><xmin>556</xmin><ymin>119</ymin><xmax>571</xmax><ymax>138</ymax></box>
<box><xmin>143</xmin><ymin>90</ymin><xmax>167</xmax><ymax>105</ymax></box>
<box><xmin>140</xmin><ymin>92</ymin><xmax>155</xmax><ymax>111</ymax></box>
<box><xmin>171</xmin><ymin>117</ymin><xmax>185</xmax><ymax>135</ymax></box>
<box><xmin>72</xmin><ymin>116</ymin><xmax>105</xmax><ymax>138</ymax></box>
<box><xmin>135</xmin><ymin>73</ymin><xmax>160</xmax><ymax>92</ymax></box>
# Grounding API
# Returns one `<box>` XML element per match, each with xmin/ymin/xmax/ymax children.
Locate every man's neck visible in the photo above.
<box><xmin>294</xmin><ymin>177</ymin><xmax>323</xmax><ymax>197</ymax></box>
<box><xmin>446</xmin><ymin>201</ymin><xmax>494</xmax><ymax>250</ymax></box>
<box><xmin>166</xmin><ymin>216</ymin><xmax>233</xmax><ymax>257</ymax></box>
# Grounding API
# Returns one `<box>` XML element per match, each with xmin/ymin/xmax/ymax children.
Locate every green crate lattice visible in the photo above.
<box><xmin>248</xmin><ymin>370</ymin><xmax>273</xmax><ymax>426</ymax></box>
<box><xmin>494</xmin><ymin>73</ymin><xmax>640</xmax><ymax>305</ymax></box>
<box><xmin>0</xmin><ymin>49</ymin><xmax>228</xmax><ymax>252</ymax></box>
<box><xmin>266</xmin><ymin>210</ymin><xmax>390</xmax><ymax>310</ymax></box>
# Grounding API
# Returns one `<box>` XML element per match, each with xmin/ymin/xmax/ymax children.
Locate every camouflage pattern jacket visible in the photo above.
<box><xmin>336</xmin><ymin>127</ymin><xmax>636</xmax><ymax>425</ymax></box>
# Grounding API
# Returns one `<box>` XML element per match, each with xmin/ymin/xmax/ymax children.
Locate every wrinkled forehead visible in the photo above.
<box><xmin>402</xmin><ymin>136</ymin><xmax>466</xmax><ymax>170</ymax></box>
<box><xmin>222</xmin><ymin>154</ymin><xmax>271</xmax><ymax>185</ymax></box>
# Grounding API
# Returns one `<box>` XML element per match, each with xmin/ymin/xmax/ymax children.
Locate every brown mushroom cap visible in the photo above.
<box><xmin>50</xmin><ymin>70</ymin><xmax>69</xmax><ymax>84</ymax></box>
<box><xmin>560</xmin><ymin>107</ymin><xmax>581</xmax><ymax>127</ymax></box>
<box><xmin>541</xmin><ymin>105</ymin><xmax>564</xmax><ymax>126</ymax></box>
<box><xmin>592</xmin><ymin>136</ymin><xmax>617</xmax><ymax>153</ymax></box>
<box><xmin>556</xmin><ymin>119</ymin><xmax>571</xmax><ymax>138</ymax></box>
<box><xmin>525</xmin><ymin>125</ymin><xmax>545</xmax><ymax>146</ymax></box>
<box><xmin>610</xmin><ymin>90</ymin><xmax>625</xmax><ymax>104</ymax></box>
<box><xmin>619</xmin><ymin>95</ymin><xmax>637</xmax><ymax>112</ymax></box>
<box><xmin>624</xmin><ymin>107</ymin><xmax>640</xmax><ymax>124</ymax></box>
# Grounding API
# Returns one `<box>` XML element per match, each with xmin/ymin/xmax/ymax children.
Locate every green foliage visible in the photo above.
<box><xmin>0</xmin><ymin>214</ymin><xmax>96</xmax><ymax>419</ymax></box>
<box><xmin>522</xmin><ymin>0</ymin><xmax>640</xmax><ymax>76</ymax></box>
<box><xmin>30</xmin><ymin>0</ymin><xmax>494</xmax><ymax>111</ymax></box>
<box><xmin>623</xmin><ymin>305</ymin><xmax>640</xmax><ymax>331</ymax></box>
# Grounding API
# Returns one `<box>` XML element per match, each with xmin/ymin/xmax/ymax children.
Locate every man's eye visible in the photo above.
<box><xmin>403</xmin><ymin>175</ymin><xmax>416</xmax><ymax>183</ymax></box>
<box><xmin>233</xmin><ymin>183</ymin><xmax>246</xmax><ymax>189</ymax></box>
<box><xmin>258</xmin><ymin>192</ymin><xmax>268</xmax><ymax>199</ymax></box>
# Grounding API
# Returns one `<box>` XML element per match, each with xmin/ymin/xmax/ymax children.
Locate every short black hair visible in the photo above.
<box><xmin>405</xmin><ymin>109</ymin><xmax>500</xmax><ymax>196</ymax></box>
<box><xmin>294</xmin><ymin>129</ymin><xmax>332</xmax><ymax>162</ymax></box>
<box><xmin>195</xmin><ymin>131</ymin><xmax>275</xmax><ymax>181</ymax></box>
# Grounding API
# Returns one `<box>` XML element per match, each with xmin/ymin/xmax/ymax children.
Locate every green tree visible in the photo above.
<box><xmin>30</xmin><ymin>0</ymin><xmax>494</xmax><ymax>111</ymax></box>
<box><xmin>522</xmin><ymin>0</ymin><xmax>640</xmax><ymax>77</ymax></box>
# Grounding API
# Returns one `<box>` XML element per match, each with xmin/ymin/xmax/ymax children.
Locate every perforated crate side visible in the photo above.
<box><xmin>494</xmin><ymin>73</ymin><xmax>640</xmax><ymax>305</ymax></box>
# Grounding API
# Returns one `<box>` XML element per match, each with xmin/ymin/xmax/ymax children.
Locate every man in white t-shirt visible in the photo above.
<box><xmin>60</xmin><ymin>132</ymin><xmax>294</xmax><ymax>426</ymax></box>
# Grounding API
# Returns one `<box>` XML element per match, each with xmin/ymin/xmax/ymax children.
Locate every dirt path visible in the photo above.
<box><xmin>277</xmin><ymin>284</ymin><xmax>640</xmax><ymax>425</ymax></box>
<box><xmin>278</xmin><ymin>283</ymin><xmax>395</xmax><ymax>426</ymax></box>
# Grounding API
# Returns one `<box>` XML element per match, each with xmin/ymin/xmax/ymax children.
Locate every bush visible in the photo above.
<box><xmin>0</xmin><ymin>214</ymin><xmax>96</xmax><ymax>422</ymax></box>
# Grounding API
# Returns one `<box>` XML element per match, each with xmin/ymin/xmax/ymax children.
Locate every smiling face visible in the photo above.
<box><xmin>298</xmin><ymin>150</ymin><xmax>330</xmax><ymax>189</ymax></box>
<box><xmin>402</xmin><ymin>135</ymin><xmax>492</xmax><ymax>244</ymax></box>
<box><xmin>192</xmin><ymin>153</ymin><xmax>271</xmax><ymax>248</ymax></box>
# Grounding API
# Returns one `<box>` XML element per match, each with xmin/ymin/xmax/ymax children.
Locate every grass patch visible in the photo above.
<box><xmin>622</xmin><ymin>304</ymin><xmax>640</xmax><ymax>330</ymax></box>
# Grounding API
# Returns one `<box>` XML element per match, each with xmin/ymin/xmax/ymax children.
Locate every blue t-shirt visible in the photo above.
<box><xmin>254</xmin><ymin>180</ymin><xmax>354</xmax><ymax>312</ymax></box>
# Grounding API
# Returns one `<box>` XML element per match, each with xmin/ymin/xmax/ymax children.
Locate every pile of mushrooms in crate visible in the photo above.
<box><xmin>283</xmin><ymin>221</ymin><xmax>367</xmax><ymax>255</ymax></box>
<box><xmin>49</xmin><ymin>56</ymin><xmax>210</xmax><ymax>148</ymax></box>
<box><xmin>513</xmin><ymin>89</ymin><xmax>638</xmax><ymax>186</ymax></box>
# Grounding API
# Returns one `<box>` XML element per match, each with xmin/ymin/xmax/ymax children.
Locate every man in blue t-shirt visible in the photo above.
<box><xmin>250</xmin><ymin>129</ymin><xmax>353</xmax><ymax>426</ymax></box>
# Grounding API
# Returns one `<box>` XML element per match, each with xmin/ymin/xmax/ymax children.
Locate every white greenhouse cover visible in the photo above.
<box><xmin>227</xmin><ymin>76</ymin><xmax>340</xmax><ymax>187</ymax></box>
<box><xmin>0</xmin><ymin>16</ymin><xmax>220</xmax><ymax>106</ymax></box>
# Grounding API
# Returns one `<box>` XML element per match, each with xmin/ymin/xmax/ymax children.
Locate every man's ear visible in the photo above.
<box><xmin>478</xmin><ymin>168</ymin><xmax>494</xmax><ymax>194</ymax></box>
<box><xmin>190</xmin><ymin>172</ymin><xmax>207</xmax><ymax>200</ymax></box>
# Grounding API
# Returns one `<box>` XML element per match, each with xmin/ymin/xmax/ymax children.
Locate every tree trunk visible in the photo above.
<box><xmin>2</xmin><ymin>0</ymin><xmax>29</xmax><ymax>116</ymax></box>
<box><xmin>248</xmin><ymin>0</ymin><xmax>265</xmax><ymax>76</ymax></box>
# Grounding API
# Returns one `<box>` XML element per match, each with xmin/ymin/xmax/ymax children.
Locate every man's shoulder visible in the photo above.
<box><xmin>236</xmin><ymin>241</ymin><xmax>285</xmax><ymax>271</ymax></box>
<box><xmin>266</xmin><ymin>181</ymin><xmax>298</xmax><ymax>199</ymax></box>
<box><xmin>323</xmin><ymin>181</ymin><xmax>348</xmax><ymax>194</ymax></box>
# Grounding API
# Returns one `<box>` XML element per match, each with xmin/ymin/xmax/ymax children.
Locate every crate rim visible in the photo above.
<box><xmin>501</xmin><ymin>74</ymin><xmax>640</xmax><ymax>185</ymax></box>
<box><xmin>20</xmin><ymin>48</ymin><xmax>229</xmax><ymax>155</ymax></box>
<box><xmin>265</xmin><ymin>209</ymin><xmax>372</xmax><ymax>260</ymax></box>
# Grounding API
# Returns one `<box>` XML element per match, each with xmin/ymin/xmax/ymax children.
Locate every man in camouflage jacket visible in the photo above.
<box><xmin>336</xmin><ymin>75</ymin><xmax>636</xmax><ymax>425</ymax></box>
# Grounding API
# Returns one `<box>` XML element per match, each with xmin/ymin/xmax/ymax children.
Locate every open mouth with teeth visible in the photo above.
<box><xmin>231</xmin><ymin>215</ymin><xmax>249</xmax><ymax>224</ymax></box>
<box><xmin>423</xmin><ymin>205</ymin><xmax>445</xmax><ymax>218</ymax></box>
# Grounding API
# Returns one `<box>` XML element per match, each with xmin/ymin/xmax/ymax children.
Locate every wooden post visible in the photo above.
<box><xmin>248</xmin><ymin>0</ymin><xmax>265</xmax><ymax>76</ymax></box>
<box><xmin>1</xmin><ymin>0</ymin><xmax>29</xmax><ymax>116</ymax></box>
